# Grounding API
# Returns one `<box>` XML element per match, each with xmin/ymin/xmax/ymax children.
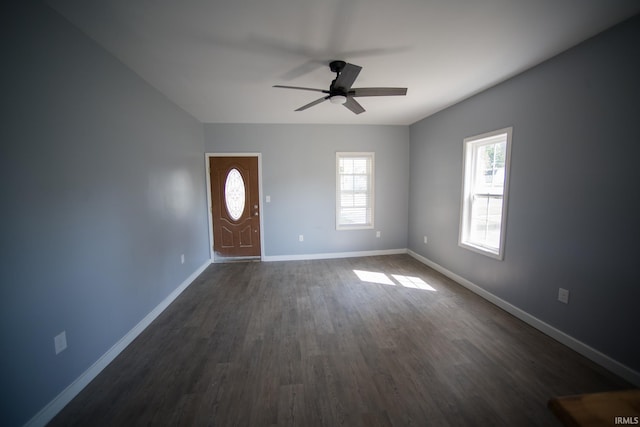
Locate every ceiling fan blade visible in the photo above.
<box><xmin>273</xmin><ymin>85</ymin><xmax>329</xmax><ymax>93</ymax></box>
<box><xmin>343</xmin><ymin>97</ymin><xmax>365</xmax><ymax>115</ymax></box>
<box><xmin>351</xmin><ymin>87</ymin><xmax>407</xmax><ymax>97</ymax></box>
<box><xmin>334</xmin><ymin>63</ymin><xmax>362</xmax><ymax>91</ymax></box>
<box><xmin>295</xmin><ymin>96</ymin><xmax>330</xmax><ymax>111</ymax></box>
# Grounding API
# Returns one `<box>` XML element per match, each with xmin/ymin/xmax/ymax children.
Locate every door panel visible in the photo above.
<box><xmin>210</xmin><ymin>156</ymin><xmax>261</xmax><ymax>258</ymax></box>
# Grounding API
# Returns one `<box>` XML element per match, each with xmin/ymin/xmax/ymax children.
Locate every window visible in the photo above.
<box><xmin>336</xmin><ymin>152</ymin><xmax>374</xmax><ymax>230</ymax></box>
<box><xmin>224</xmin><ymin>168</ymin><xmax>245</xmax><ymax>221</ymax></box>
<box><xmin>459</xmin><ymin>127</ymin><xmax>512</xmax><ymax>259</ymax></box>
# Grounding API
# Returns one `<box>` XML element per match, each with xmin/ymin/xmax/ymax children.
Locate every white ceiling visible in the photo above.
<box><xmin>47</xmin><ymin>0</ymin><xmax>639</xmax><ymax>125</ymax></box>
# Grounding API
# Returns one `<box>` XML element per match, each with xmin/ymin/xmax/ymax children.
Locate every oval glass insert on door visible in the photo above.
<box><xmin>224</xmin><ymin>168</ymin><xmax>246</xmax><ymax>221</ymax></box>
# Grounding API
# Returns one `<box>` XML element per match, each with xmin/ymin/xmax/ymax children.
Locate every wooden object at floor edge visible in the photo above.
<box><xmin>548</xmin><ymin>389</ymin><xmax>640</xmax><ymax>427</ymax></box>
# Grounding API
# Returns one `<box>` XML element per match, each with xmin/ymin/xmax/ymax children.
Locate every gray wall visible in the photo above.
<box><xmin>204</xmin><ymin>124</ymin><xmax>410</xmax><ymax>257</ymax></box>
<box><xmin>0</xmin><ymin>2</ymin><xmax>210</xmax><ymax>425</ymax></box>
<box><xmin>408</xmin><ymin>15</ymin><xmax>640</xmax><ymax>373</ymax></box>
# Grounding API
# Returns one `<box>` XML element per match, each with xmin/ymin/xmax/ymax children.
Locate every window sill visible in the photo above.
<box><xmin>459</xmin><ymin>241</ymin><xmax>503</xmax><ymax>260</ymax></box>
<box><xmin>336</xmin><ymin>224</ymin><xmax>374</xmax><ymax>231</ymax></box>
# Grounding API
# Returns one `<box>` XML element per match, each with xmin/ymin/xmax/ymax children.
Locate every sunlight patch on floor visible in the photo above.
<box><xmin>353</xmin><ymin>270</ymin><xmax>395</xmax><ymax>286</ymax></box>
<box><xmin>353</xmin><ymin>270</ymin><xmax>437</xmax><ymax>291</ymax></box>
<box><xmin>392</xmin><ymin>274</ymin><xmax>436</xmax><ymax>291</ymax></box>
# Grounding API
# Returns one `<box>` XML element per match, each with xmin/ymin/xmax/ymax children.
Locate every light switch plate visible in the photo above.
<box><xmin>558</xmin><ymin>288</ymin><xmax>569</xmax><ymax>304</ymax></box>
<box><xmin>54</xmin><ymin>331</ymin><xmax>67</xmax><ymax>355</ymax></box>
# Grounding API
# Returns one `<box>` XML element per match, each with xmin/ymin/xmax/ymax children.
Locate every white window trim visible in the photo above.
<box><xmin>336</xmin><ymin>152</ymin><xmax>375</xmax><ymax>230</ymax></box>
<box><xmin>459</xmin><ymin>127</ymin><xmax>513</xmax><ymax>260</ymax></box>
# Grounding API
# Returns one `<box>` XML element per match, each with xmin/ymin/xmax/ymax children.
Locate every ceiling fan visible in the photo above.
<box><xmin>273</xmin><ymin>60</ymin><xmax>407</xmax><ymax>115</ymax></box>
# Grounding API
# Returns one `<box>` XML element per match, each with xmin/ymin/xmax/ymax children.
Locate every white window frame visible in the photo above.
<box><xmin>459</xmin><ymin>127</ymin><xmax>513</xmax><ymax>260</ymax></box>
<box><xmin>336</xmin><ymin>152</ymin><xmax>375</xmax><ymax>230</ymax></box>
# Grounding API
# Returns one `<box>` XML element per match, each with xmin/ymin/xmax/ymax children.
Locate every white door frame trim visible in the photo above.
<box><xmin>205</xmin><ymin>153</ymin><xmax>265</xmax><ymax>262</ymax></box>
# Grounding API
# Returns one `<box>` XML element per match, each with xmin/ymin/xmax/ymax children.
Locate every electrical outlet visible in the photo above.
<box><xmin>424</xmin><ymin>236</ymin><xmax>428</xmax><ymax>244</ymax></box>
<box><xmin>266</xmin><ymin>195</ymin><xmax>271</xmax><ymax>203</ymax></box>
<box><xmin>299</xmin><ymin>234</ymin><xmax>304</xmax><ymax>242</ymax></box>
<box><xmin>376</xmin><ymin>231</ymin><xmax>381</xmax><ymax>238</ymax></box>
<box><xmin>558</xmin><ymin>288</ymin><xmax>569</xmax><ymax>304</ymax></box>
<box><xmin>181</xmin><ymin>254</ymin><xmax>185</xmax><ymax>264</ymax></box>
<box><xmin>54</xmin><ymin>331</ymin><xmax>67</xmax><ymax>355</ymax></box>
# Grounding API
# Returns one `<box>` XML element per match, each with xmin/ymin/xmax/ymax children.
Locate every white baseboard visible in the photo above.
<box><xmin>407</xmin><ymin>249</ymin><xmax>640</xmax><ymax>387</ymax></box>
<box><xmin>262</xmin><ymin>248</ymin><xmax>407</xmax><ymax>262</ymax></box>
<box><xmin>24</xmin><ymin>260</ymin><xmax>211</xmax><ymax>427</ymax></box>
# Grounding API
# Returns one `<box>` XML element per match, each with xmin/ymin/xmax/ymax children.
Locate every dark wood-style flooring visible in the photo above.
<box><xmin>49</xmin><ymin>255</ymin><xmax>631</xmax><ymax>426</ymax></box>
